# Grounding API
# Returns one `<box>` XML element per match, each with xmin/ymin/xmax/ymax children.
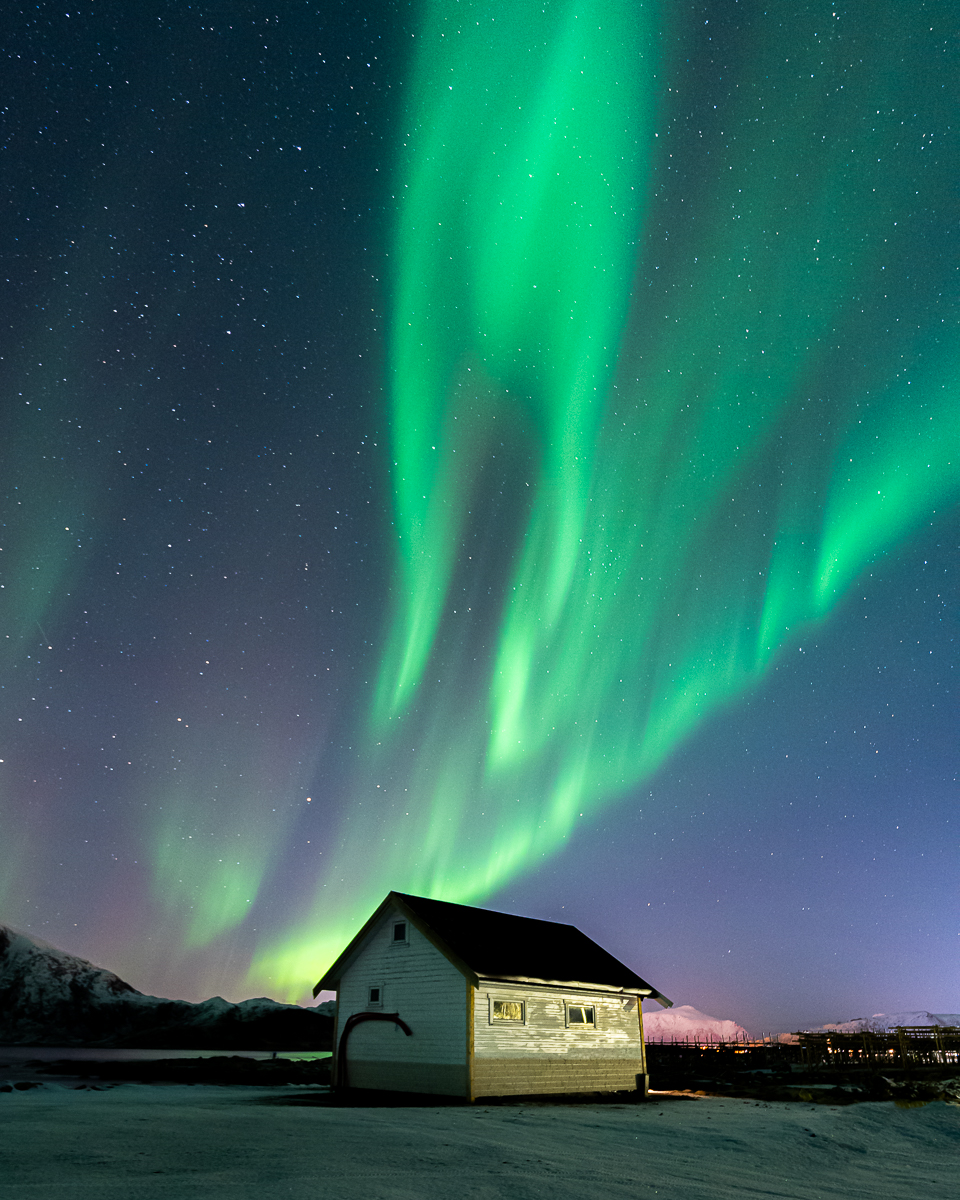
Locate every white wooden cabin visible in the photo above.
<box><xmin>314</xmin><ymin>891</ymin><xmax>671</xmax><ymax>1100</ymax></box>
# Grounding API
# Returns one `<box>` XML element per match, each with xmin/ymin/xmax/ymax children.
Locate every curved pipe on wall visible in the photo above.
<box><xmin>336</xmin><ymin>1010</ymin><xmax>413</xmax><ymax>1090</ymax></box>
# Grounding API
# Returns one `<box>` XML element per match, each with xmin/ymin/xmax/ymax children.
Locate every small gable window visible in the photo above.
<box><xmin>392</xmin><ymin>921</ymin><xmax>408</xmax><ymax>943</ymax></box>
<box><xmin>368</xmin><ymin>985</ymin><xmax>383</xmax><ymax>1007</ymax></box>
<box><xmin>566</xmin><ymin>1004</ymin><xmax>596</xmax><ymax>1027</ymax></box>
<box><xmin>491</xmin><ymin>999</ymin><xmax>524</xmax><ymax>1022</ymax></box>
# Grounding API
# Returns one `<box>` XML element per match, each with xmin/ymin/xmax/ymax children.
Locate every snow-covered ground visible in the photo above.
<box><xmin>0</xmin><ymin>1082</ymin><xmax>956</xmax><ymax>1199</ymax></box>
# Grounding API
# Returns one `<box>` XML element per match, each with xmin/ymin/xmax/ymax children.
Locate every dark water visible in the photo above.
<box><xmin>0</xmin><ymin>1047</ymin><xmax>331</xmax><ymax>1063</ymax></box>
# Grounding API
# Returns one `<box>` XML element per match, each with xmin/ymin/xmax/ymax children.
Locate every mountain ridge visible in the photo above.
<box><xmin>813</xmin><ymin>1011</ymin><xmax>960</xmax><ymax>1033</ymax></box>
<box><xmin>0</xmin><ymin>925</ymin><xmax>331</xmax><ymax>1049</ymax></box>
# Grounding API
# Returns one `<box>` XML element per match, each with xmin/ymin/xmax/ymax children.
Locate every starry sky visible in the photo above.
<box><xmin>2</xmin><ymin>0</ymin><xmax>956</xmax><ymax>1033</ymax></box>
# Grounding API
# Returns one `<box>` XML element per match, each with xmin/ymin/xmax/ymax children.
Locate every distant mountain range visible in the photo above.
<box><xmin>811</xmin><ymin>1012</ymin><xmax>960</xmax><ymax>1033</ymax></box>
<box><xmin>643</xmin><ymin>1004</ymin><xmax>960</xmax><ymax>1043</ymax></box>
<box><xmin>6</xmin><ymin>923</ymin><xmax>952</xmax><ymax>1051</ymax></box>
<box><xmin>0</xmin><ymin>925</ymin><xmax>331</xmax><ymax>1049</ymax></box>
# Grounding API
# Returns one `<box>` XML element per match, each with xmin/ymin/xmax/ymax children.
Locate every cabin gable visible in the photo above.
<box><xmin>335</xmin><ymin>900</ymin><xmax>468</xmax><ymax>1095</ymax></box>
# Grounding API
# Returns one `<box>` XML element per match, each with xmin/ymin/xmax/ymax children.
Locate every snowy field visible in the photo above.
<box><xmin>0</xmin><ymin>1084</ymin><xmax>957</xmax><ymax>1199</ymax></box>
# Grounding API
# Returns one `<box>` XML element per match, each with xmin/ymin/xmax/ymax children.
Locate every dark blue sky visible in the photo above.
<box><xmin>1</xmin><ymin>1</ymin><xmax>956</xmax><ymax>1032</ymax></box>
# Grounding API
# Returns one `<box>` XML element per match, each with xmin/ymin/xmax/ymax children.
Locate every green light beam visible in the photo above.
<box><xmin>251</xmin><ymin>0</ymin><xmax>958</xmax><ymax>998</ymax></box>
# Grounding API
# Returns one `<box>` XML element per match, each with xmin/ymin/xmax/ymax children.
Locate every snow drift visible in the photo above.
<box><xmin>6</xmin><ymin>1083</ymin><xmax>958</xmax><ymax>1200</ymax></box>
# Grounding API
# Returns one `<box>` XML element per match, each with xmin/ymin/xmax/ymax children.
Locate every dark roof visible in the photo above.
<box><xmin>315</xmin><ymin>891</ymin><xmax>671</xmax><ymax>1006</ymax></box>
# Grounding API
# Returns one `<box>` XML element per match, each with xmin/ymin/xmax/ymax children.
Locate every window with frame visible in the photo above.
<box><xmin>566</xmin><ymin>1003</ymin><xmax>596</xmax><ymax>1027</ymax></box>
<box><xmin>491</xmin><ymin>999</ymin><xmax>524</xmax><ymax>1023</ymax></box>
<box><xmin>392</xmin><ymin>920</ymin><xmax>408</xmax><ymax>943</ymax></box>
<box><xmin>367</xmin><ymin>985</ymin><xmax>383</xmax><ymax>1007</ymax></box>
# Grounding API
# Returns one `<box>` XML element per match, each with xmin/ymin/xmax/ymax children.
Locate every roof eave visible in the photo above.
<box><xmin>477</xmin><ymin>975</ymin><xmax>672</xmax><ymax>1005</ymax></box>
<box><xmin>313</xmin><ymin>891</ymin><xmax>673</xmax><ymax>1009</ymax></box>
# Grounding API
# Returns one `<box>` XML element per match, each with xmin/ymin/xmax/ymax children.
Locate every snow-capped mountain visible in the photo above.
<box><xmin>642</xmin><ymin>1003</ymin><xmax>752</xmax><ymax>1042</ymax></box>
<box><xmin>813</xmin><ymin>1011</ymin><xmax>960</xmax><ymax>1033</ymax></box>
<box><xmin>0</xmin><ymin>925</ymin><xmax>332</xmax><ymax>1048</ymax></box>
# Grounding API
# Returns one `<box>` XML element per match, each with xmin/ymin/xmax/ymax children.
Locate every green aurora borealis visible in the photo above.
<box><xmin>2</xmin><ymin>2</ymin><xmax>956</xmax><ymax>1022</ymax></box>
<box><xmin>253</xmin><ymin>1</ymin><xmax>958</xmax><ymax>993</ymax></box>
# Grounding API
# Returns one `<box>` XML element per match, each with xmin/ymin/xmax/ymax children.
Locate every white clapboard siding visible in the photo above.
<box><xmin>473</xmin><ymin>984</ymin><xmax>642</xmax><ymax>1061</ymax></box>
<box><xmin>338</xmin><ymin>905</ymin><xmax>466</xmax><ymax>1066</ymax></box>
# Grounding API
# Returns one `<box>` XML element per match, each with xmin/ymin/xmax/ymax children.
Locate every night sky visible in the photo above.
<box><xmin>2</xmin><ymin>1</ymin><xmax>956</xmax><ymax>1033</ymax></box>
